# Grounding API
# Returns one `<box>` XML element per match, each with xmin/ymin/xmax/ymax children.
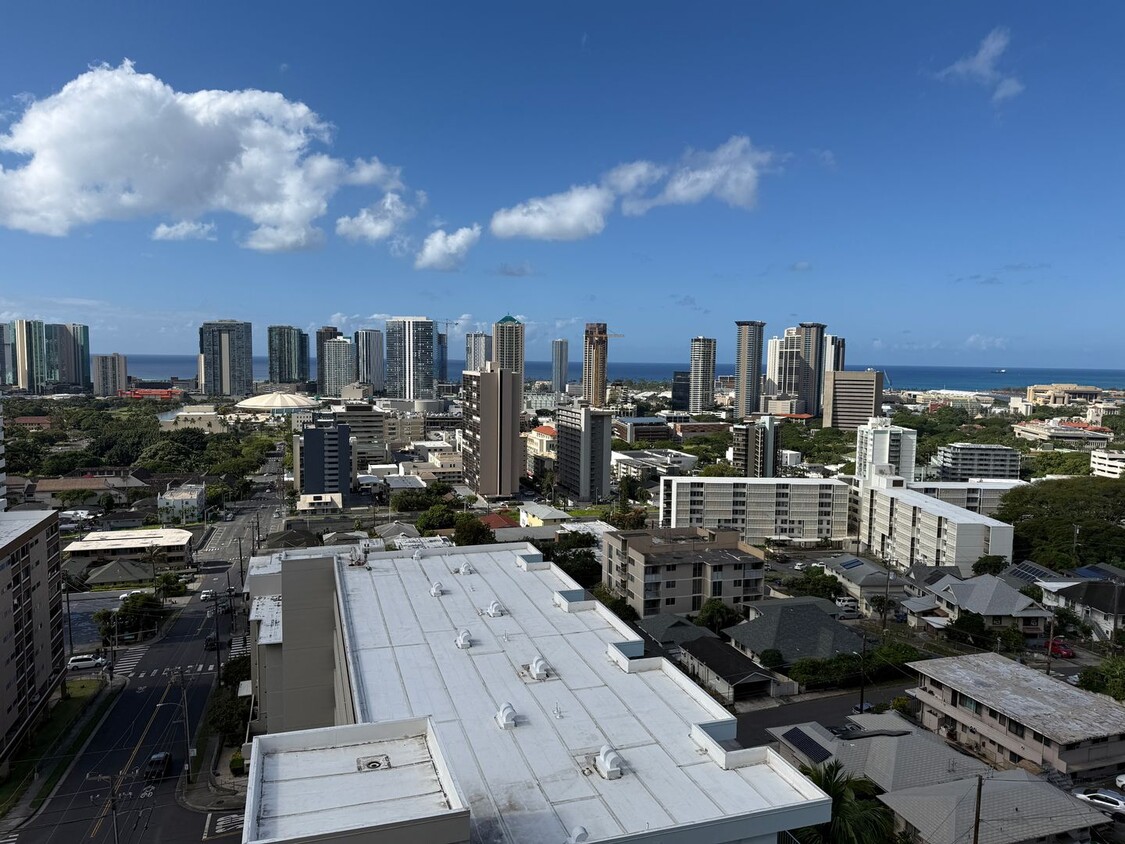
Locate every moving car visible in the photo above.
<box><xmin>67</xmin><ymin>655</ymin><xmax>106</xmax><ymax>671</ymax></box>
<box><xmin>144</xmin><ymin>751</ymin><xmax>171</xmax><ymax>780</ymax></box>
<box><xmin>199</xmin><ymin>589</ymin><xmax>215</xmax><ymax>602</ymax></box>
<box><xmin>1073</xmin><ymin>788</ymin><xmax>1125</xmax><ymax>817</ymax></box>
<box><xmin>1047</xmin><ymin>638</ymin><xmax>1075</xmax><ymax>658</ymax></box>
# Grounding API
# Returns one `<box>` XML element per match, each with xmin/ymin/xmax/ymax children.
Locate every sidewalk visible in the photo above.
<box><xmin>180</xmin><ymin>737</ymin><xmax>247</xmax><ymax>812</ymax></box>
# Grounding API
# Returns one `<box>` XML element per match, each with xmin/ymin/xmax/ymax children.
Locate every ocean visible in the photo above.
<box><xmin>119</xmin><ymin>354</ymin><xmax>1125</xmax><ymax>393</ymax></box>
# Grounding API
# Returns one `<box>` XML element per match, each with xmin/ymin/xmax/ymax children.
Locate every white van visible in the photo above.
<box><xmin>835</xmin><ymin>596</ymin><xmax>859</xmax><ymax>608</ymax></box>
<box><xmin>67</xmin><ymin>655</ymin><xmax>106</xmax><ymax>671</ymax></box>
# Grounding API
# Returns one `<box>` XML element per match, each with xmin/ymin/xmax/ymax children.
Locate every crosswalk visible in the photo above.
<box><xmin>0</xmin><ymin>831</ymin><xmax>19</xmax><ymax>844</ymax></box>
<box><xmin>111</xmin><ymin>646</ymin><xmax>148</xmax><ymax>676</ymax></box>
<box><xmin>131</xmin><ymin>663</ymin><xmax>217</xmax><ymax>679</ymax></box>
<box><xmin>229</xmin><ymin>635</ymin><xmax>249</xmax><ymax>660</ymax></box>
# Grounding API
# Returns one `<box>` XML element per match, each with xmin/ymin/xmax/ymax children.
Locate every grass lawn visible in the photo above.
<box><xmin>0</xmin><ymin>678</ymin><xmax>103</xmax><ymax>816</ymax></box>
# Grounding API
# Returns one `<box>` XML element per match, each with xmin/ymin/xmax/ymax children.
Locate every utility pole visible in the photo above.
<box><xmin>238</xmin><ymin>536</ymin><xmax>245</xmax><ymax>584</ymax></box>
<box><xmin>858</xmin><ymin>634</ymin><xmax>868</xmax><ymax>713</ymax></box>
<box><xmin>971</xmin><ymin>774</ymin><xmax>983</xmax><ymax>844</ymax></box>
<box><xmin>1045</xmin><ymin>614</ymin><xmax>1056</xmax><ymax>676</ymax></box>
<box><xmin>87</xmin><ymin>774</ymin><xmax>125</xmax><ymax>844</ymax></box>
<box><xmin>166</xmin><ymin>672</ymin><xmax>194</xmax><ymax>783</ymax></box>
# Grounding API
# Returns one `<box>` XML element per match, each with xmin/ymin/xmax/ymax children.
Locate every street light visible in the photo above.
<box><xmin>157</xmin><ymin>680</ymin><xmax>193</xmax><ymax>783</ymax></box>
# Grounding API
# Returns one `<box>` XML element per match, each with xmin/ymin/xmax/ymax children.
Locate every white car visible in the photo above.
<box><xmin>67</xmin><ymin>655</ymin><xmax>106</xmax><ymax>671</ymax></box>
<box><xmin>793</xmin><ymin>562</ymin><xmax>807</xmax><ymax>572</ymax></box>
<box><xmin>1073</xmin><ymin>788</ymin><xmax>1125</xmax><ymax>817</ymax></box>
<box><xmin>1116</xmin><ymin>773</ymin><xmax>1125</xmax><ymax>790</ymax></box>
<box><xmin>199</xmin><ymin>589</ymin><xmax>215</xmax><ymax>602</ymax></box>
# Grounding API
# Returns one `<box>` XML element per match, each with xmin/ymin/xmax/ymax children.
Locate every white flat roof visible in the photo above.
<box><xmin>64</xmin><ymin>528</ymin><xmax>193</xmax><ymax>552</ymax></box>
<box><xmin>329</xmin><ymin>543</ymin><xmax>829</xmax><ymax>843</ymax></box>
<box><xmin>664</xmin><ymin>476</ymin><xmax>846</xmax><ymax>487</ymax></box>
<box><xmin>250</xmin><ymin>595</ymin><xmax>283</xmax><ymax>645</ymax></box>
<box><xmin>0</xmin><ymin>511</ymin><xmax>54</xmax><ymax>550</ymax></box>
<box><xmin>879</xmin><ymin>488</ymin><xmax>1010</xmax><ymax>527</ymax></box>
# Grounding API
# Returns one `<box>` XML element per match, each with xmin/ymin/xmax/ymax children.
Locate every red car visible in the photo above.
<box><xmin>1048</xmin><ymin>639</ymin><xmax>1075</xmax><ymax>658</ymax></box>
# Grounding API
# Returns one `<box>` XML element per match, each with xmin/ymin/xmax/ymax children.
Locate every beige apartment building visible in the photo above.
<box><xmin>63</xmin><ymin>527</ymin><xmax>194</xmax><ymax>569</ymax></box>
<box><xmin>822</xmin><ymin>370</ymin><xmax>883</xmax><ymax>431</ymax></box>
<box><xmin>240</xmin><ymin>540</ymin><xmax>832</xmax><ymax>844</ymax></box>
<box><xmin>911</xmin><ymin>653</ymin><xmax>1125</xmax><ymax>780</ymax></box>
<box><xmin>461</xmin><ymin>362</ymin><xmax>521</xmax><ymax>499</ymax></box>
<box><xmin>602</xmin><ymin>527</ymin><xmax>766</xmax><ymax>618</ymax></box>
<box><xmin>0</xmin><ymin>511</ymin><xmax>65</xmax><ymax>775</ymax></box>
<box><xmin>1026</xmin><ymin>383</ymin><xmax>1103</xmax><ymax>406</ymax></box>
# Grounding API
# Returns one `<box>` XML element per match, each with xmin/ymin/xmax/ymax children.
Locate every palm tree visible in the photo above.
<box><xmin>794</xmin><ymin>760</ymin><xmax>894</xmax><ymax>844</ymax></box>
<box><xmin>141</xmin><ymin>545</ymin><xmax>168</xmax><ymax>606</ymax></box>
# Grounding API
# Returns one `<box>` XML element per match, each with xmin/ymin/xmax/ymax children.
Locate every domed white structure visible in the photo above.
<box><xmin>235</xmin><ymin>392</ymin><xmax>321</xmax><ymax>414</ymax></box>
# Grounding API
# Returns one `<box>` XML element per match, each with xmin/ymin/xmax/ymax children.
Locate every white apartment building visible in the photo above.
<box><xmin>934</xmin><ymin>442</ymin><xmax>1021</xmax><ymax>481</ymax></box>
<box><xmin>241</xmin><ymin>541</ymin><xmax>831</xmax><ymax>844</ymax></box>
<box><xmin>857</xmin><ymin>475</ymin><xmax>1014</xmax><ymax>574</ymax></box>
<box><xmin>855</xmin><ymin>417</ymin><xmax>917</xmax><ymax>481</ymax></box>
<box><xmin>157</xmin><ymin>483</ymin><xmax>206</xmax><ymax>522</ymax></box>
<box><xmin>907</xmin><ymin>479</ymin><xmax>1025</xmax><ymax>516</ymax></box>
<box><xmin>556</xmin><ymin>402</ymin><xmax>612</xmax><ymax>503</ymax></box>
<box><xmin>689</xmin><ymin>336</ymin><xmax>716</xmax><ymax>413</ymax></box>
<box><xmin>659</xmin><ymin>477</ymin><xmax>850</xmax><ymax>543</ymax></box>
<box><xmin>1091</xmin><ymin>449</ymin><xmax>1125</xmax><ymax>479</ymax></box>
<box><xmin>91</xmin><ymin>353</ymin><xmax>128</xmax><ymax>397</ymax></box>
<box><xmin>0</xmin><ymin>407</ymin><xmax>5</xmax><ymax>512</ymax></box>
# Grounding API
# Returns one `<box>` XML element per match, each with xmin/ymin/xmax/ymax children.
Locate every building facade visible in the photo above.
<box><xmin>464</xmin><ymin>332</ymin><xmax>492</xmax><ymax>374</ymax></box>
<box><xmin>731</xmin><ymin>416</ymin><xmax>779</xmax><ymax>478</ymax></box>
<box><xmin>1092</xmin><ymin>449</ymin><xmax>1125</xmax><ymax>479</ymax></box>
<box><xmin>0</xmin><ymin>511</ymin><xmax>64</xmax><ymax>776</ymax></box>
<box><xmin>582</xmin><ymin>322</ymin><xmax>609</xmax><ymax>407</ymax></box>
<box><xmin>157</xmin><ymin>484</ymin><xmax>206</xmax><ymax>522</ymax></box>
<box><xmin>551</xmin><ymin>338</ymin><xmax>568</xmax><ymax>394</ymax></box>
<box><xmin>314</xmin><ymin>326</ymin><xmax>341</xmax><ymax>394</ymax></box>
<box><xmin>461</xmin><ymin>362</ymin><xmax>521</xmax><ymax>499</ymax></box>
<box><xmin>659</xmin><ymin>476</ymin><xmax>850</xmax><ymax>542</ymax></box>
<box><xmin>91</xmin><ymin>353</ymin><xmax>128</xmax><ymax>397</ymax></box>
<box><xmin>855</xmin><ymin>417</ymin><xmax>918</xmax><ymax>481</ymax></box>
<box><xmin>12</xmin><ymin>319</ymin><xmax>46</xmax><ymax>394</ymax></box>
<box><xmin>199</xmin><ymin>320</ymin><xmax>254</xmax><ymax>397</ymax></box>
<box><xmin>733</xmin><ymin>320</ymin><xmax>765</xmax><ymax>421</ymax></box>
<box><xmin>491</xmin><ymin>316</ymin><xmax>524</xmax><ymax>407</ymax></box>
<box><xmin>763</xmin><ymin>323</ymin><xmax>828</xmax><ymax>415</ymax></box>
<box><xmin>822</xmin><ymin>370</ymin><xmax>883</xmax><ymax>431</ymax></box>
<box><xmin>935</xmin><ymin>442</ymin><xmax>1021</xmax><ymax>482</ymax></box>
<box><xmin>294</xmin><ymin>421</ymin><xmax>353</xmax><ymax>499</ymax></box>
<box><xmin>0</xmin><ymin>407</ymin><xmax>5</xmax><ymax>511</ymax></box>
<box><xmin>44</xmin><ymin>323</ymin><xmax>91</xmax><ymax>389</ymax></box>
<box><xmin>689</xmin><ymin>336</ymin><xmax>716</xmax><ymax>413</ymax></box>
<box><xmin>384</xmin><ymin>316</ymin><xmax>435</xmax><ymax>400</ymax></box>
<box><xmin>556</xmin><ymin>402</ymin><xmax>612</xmax><ymax>502</ymax></box>
<box><xmin>352</xmin><ymin>329</ymin><xmax>384</xmax><ymax>392</ymax></box>
<box><xmin>320</xmin><ymin>337</ymin><xmax>356</xmax><ymax>399</ymax></box>
<box><xmin>267</xmin><ymin>325</ymin><xmax>310</xmax><ymax>385</ymax></box>
<box><xmin>671</xmin><ymin>370</ymin><xmax>690</xmax><ymax>411</ymax></box>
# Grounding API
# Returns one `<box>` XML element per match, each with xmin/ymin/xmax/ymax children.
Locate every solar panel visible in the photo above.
<box><xmin>840</xmin><ymin>559</ymin><xmax>863</xmax><ymax>570</ymax></box>
<box><xmin>782</xmin><ymin>727</ymin><xmax>832</xmax><ymax>764</ymax></box>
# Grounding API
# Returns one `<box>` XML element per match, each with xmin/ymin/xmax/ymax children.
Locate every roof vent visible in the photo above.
<box><xmin>529</xmin><ymin>656</ymin><xmax>550</xmax><ymax>680</ymax></box>
<box><xmin>455</xmin><ymin>629</ymin><xmax>472</xmax><ymax>650</ymax></box>
<box><xmin>485</xmin><ymin>600</ymin><xmax>505</xmax><ymax>618</ymax></box>
<box><xmin>356</xmin><ymin>754</ymin><xmax>390</xmax><ymax>771</ymax></box>
<box><xmin>430</xmin><ymin>581</ymin><xmax>443</xmax><ymax>597</ymax></box>
<box><xmin>459</xmin><ymin>562</ymin><xmax>474</xmax><ymax>575</ymax></box>
<box><xmin>413</xmin><ymin>550</ymin><xmax>423</xmax><ymax>561</ymax></box>
<box><xmin>495</xmin><ymin>702</ymin><xmax>517</xmax><ymax>730</ymax></box>
<box><xmin>596</xmin><ymin>745</ymin><xmax>624</xmax><ymax>780</ymax></box>
<box><xmin>566</xmin><ymin>827</ymin><xmax>589</xmax><ymax>844</ymax></box>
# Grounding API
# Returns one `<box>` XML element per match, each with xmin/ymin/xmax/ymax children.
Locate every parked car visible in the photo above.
<box><xmin>793</xmin><ymin>562</ymin><xmax>808</xmax><ymax>572</ymax></box>
<box><xmin>199</xmin><ymin>589</ymin><xmax>215</xmax><ymax>602</ymax></box>
<box><xmin>1073</xmin><ymin>788</ymin><xmax>1125</xmax><ymax>817</ymax></box>
<box><xmin>1116</xmin><ymin>773</ymin><xmax>1125</xmax><ymax>790</ymax></box>
<box><xmin>67</xmin><ymin>655</ymin><xmax>106</xmax><ymax>671</ymax></box>
<box><xmin>851</xmin><ymin>702</ymin><xmax>874</xmax><ymax>715</ymax></box>
<box><xmin>144</xmin><ymin>751</ymin><xmax>171</xmax><ymax>780</ymax></box>
<box><xmin>1048</xmin><ymin>638</ymin><xmax>1076</xmax><ymax>658</ymax></box>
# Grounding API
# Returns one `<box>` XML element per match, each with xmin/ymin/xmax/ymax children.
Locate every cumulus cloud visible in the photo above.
<box><xmin>151</xmin><ymin>220</ymin><xmax>216</xmax><ymax>241</ymax></box>
<box><xmin>938</xmin><ymin>28</ymin><xmax>1024</xmax><ymax>103</ymax></box>
<box><xmin>965</xmin><ymin>334</ymin><xmax>1007</xmax><ymax>351</ymax></box>
<box><xmin>491</xmin><ymin>136</ymin><xmax>775</xmax><ymax>240</ymax></box>
<box><xmin>414</xmin><ymin>224</ymin><xmax>481</xmax><ymax>271</ymax></box>
<box><xmin>335</xmin><ymin>192</ymin><xmax>414</xmax><ymax>243</ymax></box>
<box><xmin>490</xmin><ymin>185</ymin><xmax>615</xmax><ymax>241</ymax></box>
<box><xmin>0</xmin><ymin>61</ymin><xmax>409</xmax><ymax>251</ymax></box>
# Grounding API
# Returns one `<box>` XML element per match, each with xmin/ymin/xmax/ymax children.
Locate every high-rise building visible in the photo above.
<box><xmin>321</xmin><ymin>337</ymin><xmax>356</xmax><ymax>398</ymax></box>
<box><xmin>799</xmin><ymin>322</ymin><xmax>828</xmax><ymax>416</ymax></box>
<box><xmin>315</xmin><ymin>326</ymin><xmax>342</xmax><ymax>394</ymax></box>
<box><xmin>671</xmin><ymin>371</ymin><xmax>690</xmax><ymax>411</ymax></box>
<box><xmin>822</xmin><ymin>370</ymin><xmax>883</xmax><ymax>431</ymax></box>
<box><xmin>935</xmin><ymin>443</ymin><xmax>1022</xmax><ymax>482</ymax></box>
<box><xmin>492</xmin><ymin>316</ymin><xmax>524</xmax><ymax>407</ymax></box>
<box><xmin>824</xmin><ymin>333</ymin><xmax>846</xmax><ymax>375</ymax></box>
<box><xmin>733</xmin><ymin>321</ymin><xmax>765</xmax><ymax>420</ymax></box>
<box><xmin>0</xmin><ymin>511</ymin><xmax>64</xmax><ymax>772</ymax></box>
<box><xmin>198</xmin><ymin>320</ymin><xmax>253</xmax><ymax>397</ymax></box>
<box><xmin>689</xmin><ymin>337</ymin><xmax>716</xmax><ymax>413</ymax></box>
<box><xmin>384</xmin><ymin>317</ymin><xmax>435</xmax><ymax>400</ymax></box>
<box><xmin>556</xmin><ymin>401</ymin><xmax>612</xmax><ymax>503</ymax></box>
<box><xmin>462</xmin><ymin>362</ymin><xmax>521</xmax><ymax>499</ymax></box>
<box><xmin>762</xmin><ymin>322</ymin><xmax>828</xmax><ymax>415</ymax></box>
<box><xmin>13</xmin><ymin>319</ymin><xmax>47</xmax><ymax>394</ymax></box>
<box><xmin>732</xmin><ymin>416</ymin><xmax>779</xmax><ymax>478</ymax></box>
<box><xmin>551</xmin><ymin>339</ymin><xmax>569</xmax><ymax>394</ymax></box>
<box><xmin>268</xmin><ymin>325</ymin><xmax>310</xmax><ymax>384</ymax></box>
<box><xmin>43</xmin><ymin>323</ymin><xmax>91</xmax><ymax>389</ymax></box>
<box><xmin>465</xmin><ymin>333</ymin><xmax>492</xmax><ymax>373</ymax></box>
<box><xmin>92</xmin><ymin>353</ymin><xmax>128</xmax><ymax>397</ymax></box>
<box><xmin>0</xmin><ymin>406</ymin><xmax>6</xmax><ymax>511</ymax></box>
<box><xmin>0</xmin><ymin>323</ymin><xmax>13</xmax><ymax>386</ymax></box>
<box><xmin>855</xmin><ymin>417</ymin><xmax>918</xmax><ymax>482</ymax></box>
<box><xmin>582</xmin><ymin>323</ymin><xmax>609</xmax><ymax>408</ymax></box>
<box><xmin>435</xmin><ymin>332</ymin><xmax>449</xmax><ymax>383</ymax></box>
<box><xmin>353</xmin><ymin>329</ymin><xmax>384</xmax><ymax>392</ymax></box>
<box><xmin>293</xmin><ymin>420</ymin><xmax>353</xmax><ymax>499</ymax></box>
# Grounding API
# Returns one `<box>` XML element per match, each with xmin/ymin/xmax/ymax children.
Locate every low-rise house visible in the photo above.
<box><xmin>901</xmin><ymin>572</ymin><xmax>1051</xmax><ymax>639</ymax></box>
<box><xmin>518</xmin><ymin>503</ymin><xmax>571</xmax><ymax>528</ymax></box>
<box><xmin>157</xmin><ymin>483</ymin><xmax>206</xmax><ymax>523</ymax></box>
<box><xmin>724</xmin><ymin>598</ymin><xmax>862</xmax><ymax>667</ymax></box>
<box><xmin>1048</xmin><ymin>580</ymin><xmax>1125</xmax><ymax>641</ymax></box>
<box><xmin>64</xmin><ymin>527</ymin><xmax>193</xmax><ymax>569</ymax></box>
<box><xmin>295</xmin><ymin>493</ymin><xmax>343</xmax><ymax>514</ymax></box>
<box><xmin>823</xmin><ymin>555</ymin><xmax>905</xmax><ymax>616</ymax></box>
<box><xmin>635</xmin><ymin>613</ymin><xmax>717</xmax><ymax>657</ymax></box>
<box><xmin>678</xmin><ymin>637</ymin><xmax>775</xmax><ymax>703</ymax></box>
<box><xmin>910</xmin><ymin>652</ymin><xmax>1125</xmax><ymax>779</ymax></box>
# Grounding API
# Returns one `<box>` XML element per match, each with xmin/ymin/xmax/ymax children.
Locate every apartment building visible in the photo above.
<box><xmin>461</xmin><ymin>362</ymin><xmax>521</xmax><ymax>499</ymax></box>
<box><xmin>582</xmin><ymin>322</ymin><xmax>609</xmax><ymax>407</ymax></box>
<box><xmin>1091</xmin><ymin>449</ymin><xmax>1125</xmax><ymax>479</ymax></box>
<box><xmin>733</xmin><ymin>320</ymin><xmax>765</xmax><ymax>420</ymax></box>
<box><xmin>320</xmin><ymin>337</ymin><xmax>356</xmax><ymax>398</ymax></box>
<box><xmin>63</xmin><ymin>527</ymin><xmax>194</xmax><ymax>569</ymax></box>
<box><xmin>267</xmin><ymin>325</ymin><xmax>310</xmax><ymax>384</ymax></box>
<box><xmin>659</xmin><ymin>476</ymin><xmax>850</xmax><ymax>543</ymax></box>
<box><xmin>156</xmin><ymin>483</ymin><xmax>206</xmax><ymax>522</ymax></box>
<box><xmin>731</xmin><ymin>416</ymin><xmax>778</xmax><ymax>478</ymax></box>
<box><xmin>556</xmin><ymin>402</ymin><xmax>612</xmax><ymax>503</ymax></box>
<box><xmin>293</xmin><ymin>421</ymin><xmax>354</xmax><ymax>500</ymax></box>
<box><xmin>907</xmin><ymin>479</ymin><xmax>1024</xmax><ymax>516</ymax></box>
<box><xmin>689</xmin><ymin>336</ymin><xmax>716</xmax><ymax>413</ymax></box>
<box><xmin>822</xmin><ymin>370</ymin><xmax>883</xmax><ymax>431</ymax></box>
<box><xmin>935</xmin><ymin>442</ymin><xmax>1021</xmax><ymax>481</ymax></box>
<box><xmin>199</xmin><ymin>320</ymin><xmax>253</xmax><ymax>397</ymax></box>
<box><xmin>240</xmin><ymin>540</ymin><xmax>830</xmax><ymax>844</ymax></box>
<box><xmin>0</xmin><ymin>511</ymin><xmax>64</xmax><ymax>776</ymax></box>
<box><xmin>352</xmin><ymin>328</ymin><xmax>384</xmax><ymax>392</ymax></box>
<box><xmin>602</xmin><ymin>526</ymin><xmax>765</xmax><ymax>617</ymax></box>
<box><xmin>523</xmin><ymin>424</ymin><xmax>557</xmax><ymax>477</ymax></box>
<box><xmin>912</xmin><ymin>652</ymin><xmax>1125</xmax><ymax>779</ymax></box>
<box><xmin>611</xmin><ymin>449</ymin><xmax>698</xmax><ymax>483</ymax></box>
<box><xmin>856</xmin><ymin>475</ymin><xmax>1014</xmax><ymax>573</ymax></box>
<box><xmin>855</xmin><ymin>417</ymin><xmax>917</xmax><ymax>481</ymax></box>
<box><xmin>0</xmin><ymin>408</ymin><xmax>6</xmax><ymax>511</ymax></box>
<box><xmin>91</xmin><ymin>353</ymin><xmax>128</xmax><ymax>397</ymax></box>
<box><xmin>1013</xmin><ymin>420</ymin><xmax>1113</xmax><ymax>450</ymax></box>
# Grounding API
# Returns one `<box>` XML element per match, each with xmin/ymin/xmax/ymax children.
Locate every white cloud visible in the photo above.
<box><xmin>490</xmin><ymin>185</ymin><xmax>615</xmax><ymax>240</ymax></box>
<box><xmin>150</xmin><ymin>220</ymin><xmax>216</xmax><ymax>241</ymax></box>
<box><xmin>602</xmin><ymin>160</ymin><xmax>666</xmax><ymax>196</ymax></box>
<box><xmin>0</xmin><ymin>61</ymin><xmax>409</xmax><ymax>251</ymax></box>
<box><xmin>414</xmin><ymin>224</ymin><xmax>481</xmax><ymax>271</ymax></box>
<box><xmin>790</xmin><ymin>260</ymin><xmax>812</xmax><ymax>272</ymax></box>
<box><xmin>965</xmin><ymin>334</ymin><xmax>1007</xmax><ymax>351</ymax></box>
<box><xmin>938</xmin><ymin>28</ymin><xmax>1024</xmax><ymax>104</ymax></box>
<box><xmin>871</xmin><ymin>338</ymin><xmax>885</xmax><ymax>350</ymax></box>
<box><xmin>335</xmin><ymin>192</ymin><xmax>414</xmax><ymax>243</ymax></box>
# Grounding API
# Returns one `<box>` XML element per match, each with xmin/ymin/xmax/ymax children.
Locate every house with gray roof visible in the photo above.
<box><xmin>823</xmin><ymin>555</ymin><xmax>905</xmax><ymax>615</ymax></box>
<box><xmin>679</xmin><ymin>636</ymin><xmax>775</xmax><ymax>703</ymax></box>
<box><xmin>724</xmin><ymin>601</ymin><xmax>863</xmax><ymax>667</ymax></box>
<box><xmin>1048</xmin><ymin>580</ymin><xmax>1125</xmax><ymax>640</ymax></box>
<box><xmin>901</xmin><ymin>573</ymin><xmax>1051</xmax><ymax>639</ymax></box>
<box><xmin>878</xmin><ymin>769</ymin><xmax>1108</xmax><ymax>844</ymax></box>
<box><xmin>635</xmin><ymin>613</ymin><xmax>717</xmax><ymax>656</ymax></box>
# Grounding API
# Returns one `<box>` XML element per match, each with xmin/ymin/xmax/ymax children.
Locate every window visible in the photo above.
<box><xmin>665</xmin><ymin>565</ymin><xmax>676</xmax><ymax>572</ymax></box>
<box><xmin>664</xmin><ymin>597</ymin><xmax>675</xmax><ymax>606</ymax></box>
<box><xmin>711</xmin><ymin>581</ymin><xmax>724</xmax><ymax>597</ymax></box>
<box><xmin>1007</xmin><ymin>721</ymin><xmax>1025</xmax><ymax>739</ymax></box>
<box><xmin>957</xmin><ymin>693</ymin><xmax>981</xmax><ymax>715</ymax></box>
<box><xmin>665</xmin><ymin>581</ymin><xmax>675</xmax><ymax>588</ymax></box>
<box><xmin>691</xmin><ymin>595</ymin><xmax>702</xmax><ymax>611</ymax></box>
<box><xmin>1008</xmin><ymin>750</ymin><xmax>1021</xmax><ymax>764</ymax></box>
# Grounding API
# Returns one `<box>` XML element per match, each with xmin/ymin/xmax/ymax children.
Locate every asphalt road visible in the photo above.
<box><xmin>18</xmin><ymin>500</ymin><xmax>276</xmax><ymax>844</ymax></box>
<box><xmin>737</xmin><ymin>682</ymin><xmax>912</xmax><ymax>747</ymax></box>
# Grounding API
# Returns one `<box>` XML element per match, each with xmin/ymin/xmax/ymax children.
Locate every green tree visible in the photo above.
<box><xmin>972</xmin><ymin>554</ymin><xmax>1008</xmax><ymax>576</ymax></box>
<box><xmin>759</xmin><ymin>649</ymin><xmax>784</xmax><ymax>670</ymax></box>
<box><xmin>607</xmin><ymin>507</ymin><xmax>647</xmax><ymax>530</ymax></box>
<box><xmin>591</xmin><ymin>583</ymin><xmax>638</xmax><ymax>623</ymax></box>
<box><xmin>416</xmin><ymin>504</ymin><xmax>456</xmax><ymax>534</ymax></box>
<box><xmin>1020</xmin><ymin>583</ymin><xmax>1043</xmax><ymax>602</ymax></box>
<box><xmin>783</xmin><ymin>571</ymin><xmax>844</xmax><ymax>601</ymax></box>
<box><xmin>699</xmin><ymin>463</ymin><xmax>744</xmax><ymax>477</ymax></box>
<box><xmin>452</xmin><ymin>513</ymin><xmax>495</xmax><ymax>546</ymax></box>
<box><xmin>793</xmin><ymin>760</ymin><xmax>894</xmax><ymax>844</ymax></box>
<box><xmin>868</xmin><ymin>594</ymin><xmax>894</xmax><ymax>627</ymax></box>
<box><xmin>946</xmin><ymin>611</ymin><xmax>988</xmax><ymax>647</ymax></box>
<box><xmin>695</xmin><ymin>598</ymin><xmax>742</xmax><ymax>633</ymax></box>
<box><xmin>1053</xmin><ymin>607</ymin><xmax>1092</xmax><ymax>639</ymax></box>
<box><xmin>1028</xmin><ymin>450</ymin><xmax>1092</xmax><ymax>478</ymax></box>
<box><xmin>890</xmin><ymin>695</ymin><xmax>914</xmax><ymax>718</ymax></box>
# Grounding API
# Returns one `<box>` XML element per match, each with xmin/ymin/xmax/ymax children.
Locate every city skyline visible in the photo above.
<box><xmin>1</xmin><ymin>5</ymin><xmax>1121</xmax><ymax>367</ymax></box>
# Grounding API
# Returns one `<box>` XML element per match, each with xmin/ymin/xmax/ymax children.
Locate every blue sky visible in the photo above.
<box><xmin>0</xmin><ymin>3</ymin><xmax>1121</xmax><ymax>366</ymax></box>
